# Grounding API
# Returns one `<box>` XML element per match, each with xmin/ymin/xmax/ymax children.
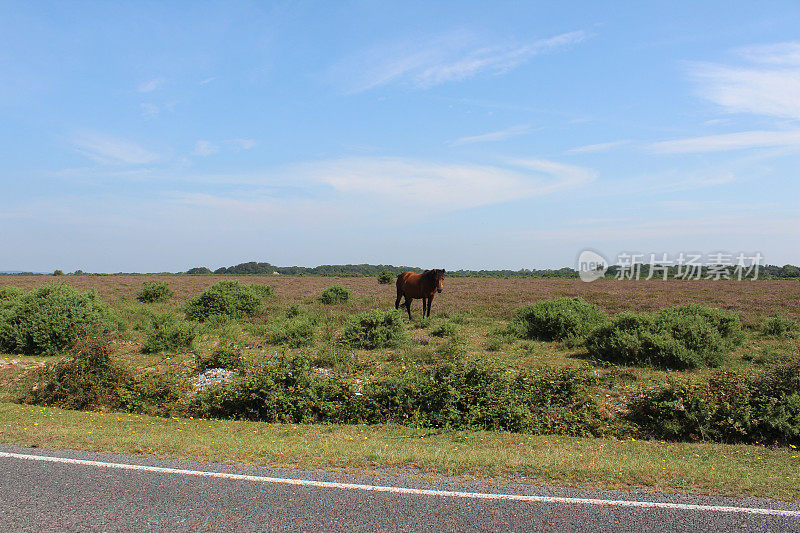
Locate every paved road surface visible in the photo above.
<box><xmin>1</xmin><ymin>444</ymin><xmax>798</xmax><ymax>532</ymax></box>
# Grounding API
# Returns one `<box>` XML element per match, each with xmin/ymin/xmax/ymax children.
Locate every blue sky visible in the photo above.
<box><xmin>1</xmin><ymin>1</ymin><xmax>798</xmax><ymax>272</ymax></box>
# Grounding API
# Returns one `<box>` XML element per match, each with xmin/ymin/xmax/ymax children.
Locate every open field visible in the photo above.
<box><xmin>1</xmin><ymin>275</ymin><xmax>799</xmax><ymax>499</ymax></box>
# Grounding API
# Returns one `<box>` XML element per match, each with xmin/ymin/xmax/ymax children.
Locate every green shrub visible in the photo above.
<box><xmin>286</xmin><ymin>304</ymin><xmax>304</xmax><ymax>318</ymax></box>
<box><xmin>761</xmin><ymin>315</ymin><xmax>799</xmax><ymax>338</ymax></box>
<box><xmin>267</xmin><ymin>317</ymin><xmax>315</xmax><ymax>348</ymax></box>
<box><xmin>248</xmin><ymin>284</ymin><xmax>275</xmax><ymax>299</ymax></box>
<box><xmin>0</xmin><ymin>286</ymin><xmax>24</xmax><ymax>302</ymax></box>
<box><xmin>362</xmin><ymin>361</ymin><xmax>604</xmax><ymax>434</ymax></box>
<box><xmin>377</xmin><ymin>270</ymin><xmax>394</xmax><ymax>284</ymax></box>
<box><xmin>341</xmin><ymin>309</ymin><xmax>407</xmax><ymax>349</ymax></box>
<box><xmin>430</xmin><ymin>322</ymin><xmax>458</xmax><ymax>338</ymax></box>
<box><xmin>191</xmin><ymin>357</ymin><xmax>354</xmax><ymax>423</ymax></box>
<box><xmin>511</xmin><ymin>297</ymin><xmax>607</xmax><ymax>342</ymax></box>
<box><xmin>628</xmin><ymin>363</ymin><xmax>800</xmax><ymax>445</ymax></box>
<box><xmin>586</xmin><ymin>305</ymin><xmax>743</xmax><ymax>370</ymax></box>
<box><xmin>185</xmin><ymin>280</ymin><xmax>262</xmax><ymax>321</ymax></box>
<box><xmin>196</xmin><ymin>345</ymin><xmax>243</xmax><ymax>371</ymax></box>
<box><xmin>142</xmin><ymin>314</ymin><xmax>196</xmax><ymax>353</ymax></box>
<box><xmin>136</xmin><ymin>281</ymin><xmax>174</xmax><ymax>303</ymax></box>
<box><xmin>0</xmin><ymin>283</ymin><xmax>117</xmax><ymax>356</ymax></box>
<box><xmin>319</xmin><ymin>285</ymin><xmax>350</xmax><ymax>305</ymax></box>
<box><xmin>16</xmin><ymin>334</ymin><xmax>126</xmax><ymax>409</ymax></box>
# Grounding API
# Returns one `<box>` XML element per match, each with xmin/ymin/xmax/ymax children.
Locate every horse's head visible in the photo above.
<box><xmin>434</xmin><ymin>268</ymin><xmax>445</xmax><ymax>293</ymax></box>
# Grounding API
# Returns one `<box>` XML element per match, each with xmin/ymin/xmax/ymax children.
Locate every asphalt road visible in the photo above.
<box><xmin>1</xmin><ymin>444</ymin><xmax>798</xmax><ymax>532</ymax></box>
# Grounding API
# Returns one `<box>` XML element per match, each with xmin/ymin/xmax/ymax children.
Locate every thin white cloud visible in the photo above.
<box><xmin>329</xmin><ymin>30</ymin><xmax>587</xmax><ymax>94</ymax></box>
<box><xmin>567</xmin><ymin>140</ymin><xmax>631</xmax><ymax>154</ymax></box>
<box><xmin>449</xmin><ymin>124</ymin><xmax>532</xmax><ymax>146</ymax></box>
<box><xmin>199</xmin><ymin>77</ymin><xmax>217</xmax><ymax>85</ymax></box>
<box><xmin>138</xmin><ymin>77</ymin><xmax>165</xmax><ymax>93</ymax></box>
<box><xmin>192</xmin><ymin>140</ymin><xmax>219</xmax><ymax>157</ymax></box>
<box><xmin>648</xmin><ymin>130</ymin><xmax>800</xmax><ymax>153</ymax></box>
<box><xmin>71</xmin><ymin>132</ymin><xmax>158</xmax><ymax>165</ymax></box>
<box><xmin>689</xmin><ymin>42</ymin><xmax>800</xmax><ymax>120</ymax></box>
<box><xmin>292</xmin><ymin>156</ymin><xmax>596</xmax><ymax>211</ymax></box>
<box><xmin>226</xmin><ymin>138</ymin><xmax>257</xmax><ymax>150</ymax></box>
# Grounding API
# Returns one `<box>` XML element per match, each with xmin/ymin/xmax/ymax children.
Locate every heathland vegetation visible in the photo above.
<box><xmin>0</xmin><ymin>275</ymin><xmax>798</xmax><ymax>451</ymax></box>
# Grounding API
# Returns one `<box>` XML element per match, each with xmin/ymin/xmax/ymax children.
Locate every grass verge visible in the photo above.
<box><xmin>1</xmin><ymin>403</ymin><xmax>798</xmax><ymax>501</ymax></box>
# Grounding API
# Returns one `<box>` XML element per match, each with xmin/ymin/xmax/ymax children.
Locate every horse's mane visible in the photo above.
<box><xmin>421</xmin><ymin>269</ymin><xmax>442</xmax><ymax>280</ymax></box>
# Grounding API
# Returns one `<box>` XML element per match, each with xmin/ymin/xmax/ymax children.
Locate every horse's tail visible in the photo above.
<box><xmin>395</xmin><ymin>274</ymin><xmax>404</xmax><ymax>308</ymax></box>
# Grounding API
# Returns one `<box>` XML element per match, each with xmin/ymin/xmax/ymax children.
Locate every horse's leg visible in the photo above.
<box><xmin>426</xmin><ymin>293</ymin><xmax>434</xmax><ymax>318</ymax></box>
<box><xmin>421</xmin><ymin>297</ymin><xmax>427</xmax><ymax>317</ymax></box>
<box><xmin>405</xmin><ymin>297</ymin><xmax>412</xmax><ymax>320</ymax></box>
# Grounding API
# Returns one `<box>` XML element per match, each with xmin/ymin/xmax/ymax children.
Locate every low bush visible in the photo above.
<box><xmin>16</xmin><ymin>334</ymin><xmax>127</xmax><ymax>409</ymax></box>
<box><xmin>185</xmin><ymin>280</ymin><xmax>262</xmax><ymax>321</ymax></box>
<box><xmin>761</xmin><ymin>315</ymin><xmax>798</xmax><ymax>338</ymax></box>
<box><xmin>0</xmin><ymin>283</ymin><xmax>117</xmax><ymax>356</ymax></box>
<box><xmin>586</xmin><ymin>305</ymin><xmax>743</xmax><ymax>370</ymax></box>
<box><xmin>319</xmin><ymin>285</ymin><xmax>350</xmax><ymax>305</ymax></box>
<box><xmin>191</xmin><ymin>357</ymin><xmax>354</xmax><ymax>423</ymax></box>
<box><xmin>341</xmin><ymin>309</ymin><xmax>407</xmax><ymax>349</ymax></box>
<box><xmin>248</xmin><ymin>284</ymin><xmax>275</xmax><ymax>299</ymax></box>
<box><xmin>361</xmin><ymin>360</ymin><xmax>605</xmax><ymax>434</ymax></box>
<box><xmin>196</xmin><ymin>345</ymin><xmax>243</xmax><ymax>372</ymax></box>
<box><xmin>0</xmin><ymin>286</ymin><xmax>24</xmax><ymax>302</ymax></box>
<box><xmin>628</xmin><ymin>362</ymin><xmax>800</xmax><ymax>445</ymax></box>
<box><xmin>136</xmin><ymin>281</ymin><xmax>174</xmax><ymax>303</ymax></box>
<box><xmin>142</xmin><ymin>314</ymin><xmax>196</xmax><ymax>353</ymax></box>
<box><xmin>267</xmin><ymin>317</ymin><xmax>315</xmax><ymax>348</ymax></box>
<box><xmin>17</xmin><ymin>333</ymin><xmax>183</xmax><ymax>416</ymax></box>
<box><xmin>511</xmin><ymin>297</ymin><xmax>607</xmax><ymax>342</ymax></box>
<box><xmin>430</xmin><ymin>322</ymin><xmax>458</xmax><ymax>338</ymax></box>
<box><xmin>377</xmin><ymin>270</ymin><xmax>394</xmax><ymax>284</ymax></box>
<box><xmin>190</xmin><ymin>355</ymin><xmax>606</xmax><ymax>435</ymax></box>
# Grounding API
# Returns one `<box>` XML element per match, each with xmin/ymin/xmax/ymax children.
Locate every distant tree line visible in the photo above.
<box><xmin>3</xmin><ymin>262</ymin><xmax>799</xmax><ymax>279</ymax></box>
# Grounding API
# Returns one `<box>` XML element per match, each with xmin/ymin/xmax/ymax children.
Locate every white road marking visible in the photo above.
<box><xmin>1</xmin><ymin>450</ymin><xmax>798</xmax><ymax>517</ymax></box>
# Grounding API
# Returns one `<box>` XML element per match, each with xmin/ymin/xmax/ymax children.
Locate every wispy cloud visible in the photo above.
<box><xmin>199</xmin><ymin>77</ymin><xmax>217</xmax><ymax>85</ymax></box>
<box><xmin>292</xmin><ymin>156</ymin><xmax>596</xmax><ymax>211</ymax></box>
<box><xmin>71</xmin><ymin>132</ymin><xmax>158</xmax><ymax>165</ymax></box>
<box><xmin>567</xmin><ymin>140</ymin><xmax>631</xmax><ymax>154</ymax></box>
<box><xmin>192</xmin><ymin>140</ymin><xmax>219</xmax><ymax>157</ymax></box>
<box><xmin>138</xmin><ymin>77</ymin><xmax>165</xmax><ymax>93</ymax></box>
<box><xmin>226</xmin><ymin>138</ymin><xmax>257</xmax><ymax>150</ymax></box>
<box><xmin>688</xmin><ymin>42</ymin><xmax>800</xmax><ymax>120</ymax></box>
<box><xmin>449</xmin><ymin>124</ymin><xmax>532</xmax><ymax>146</ymax></box>
<box><xmin>648</xmin><ymin>130</ymin><xmax>800</xmax><ymax>153</ymax></box>
<box><xmin>329</xmin><ymin>30</ymin><xmax>587</xmax><ymax>94</ymax></box>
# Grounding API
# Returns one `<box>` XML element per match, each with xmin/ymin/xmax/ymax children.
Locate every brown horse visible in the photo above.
<box><xmin>395</xmin><ymin>269</ymin><xmax>445</xmax><ymax>319</ymax></box>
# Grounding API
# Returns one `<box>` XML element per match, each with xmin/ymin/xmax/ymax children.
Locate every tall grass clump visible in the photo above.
<box><xmin>511</xmin><ymin>297</ymin><xmax>607</xmax><ymax>342</ymax></box>
<box><xmin>142</xmin><ymin>314</ymin><xmax>196</xmax><ymax>353</ymax></box>
<box><xmin>586</xmin><ymin>305</ymin><xmax>743</xmax><ymax>370</ymax></box>
<box><xmin>319</xmin><ymin>285</ymin><xmax>350</xmax><ymax>305</ymax></box>
<box><xmin>185</xmin><ymin>280</ymin><xmax>262</xmax><ymax>321</ymax></box>
<box><xmin>195</xmin><ymin>345</ymin><xmax>243</xmax><ymax>372</ymax></box>
<box><xmin>136</xmin><ymin>281</ymin><xmax>174</xmax><ymax>303</ymax></box>
<box><xmin>341</xmin><ymin>309</ymin><xmax>407</xmax><ymax>349</ymax></box>
<box><xmin>761</xmin><ymin>315</ymin><xmax>798</xmax><ymax>338</ymax></box>
<box><xmin>0</xmin><ymin>283</ymin><xmax>117</xmax><ymax>356</ymax></box>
